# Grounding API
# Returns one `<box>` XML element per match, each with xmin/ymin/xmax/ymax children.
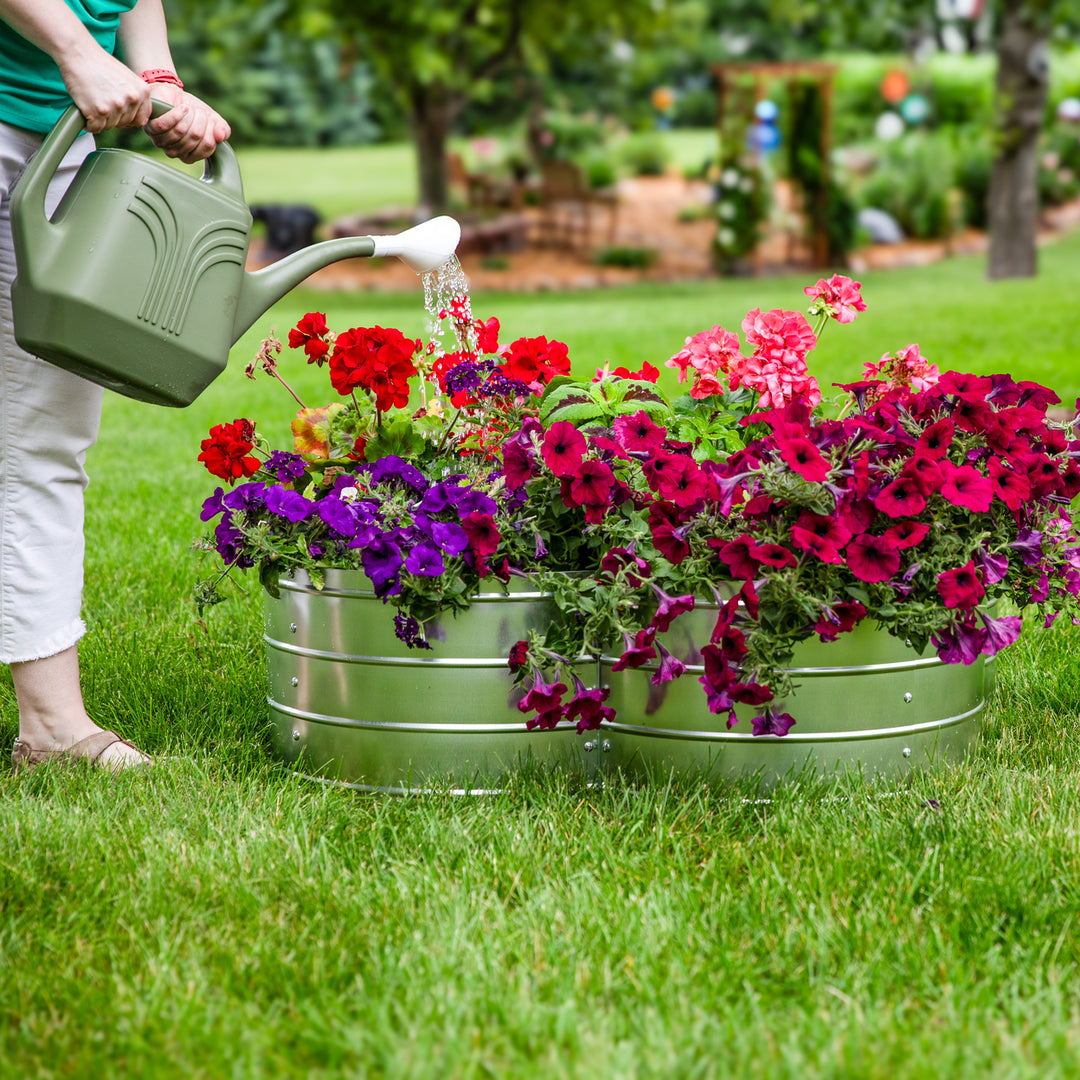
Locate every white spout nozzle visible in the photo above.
<box><xmin>369</xmin><ymin>215</ymin><xmax>462</xmax><ymax>274</ymax></box>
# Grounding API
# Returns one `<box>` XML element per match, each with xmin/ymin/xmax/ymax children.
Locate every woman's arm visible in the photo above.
<box><xmin>0</xmin><ymin>0</ymin><xmax>151</xmax><ymax>131</ymax></box>
<box><xmin>118</xmin><ymin>0</ymin><xmax>230</xmax><ymax>163</ymax></box>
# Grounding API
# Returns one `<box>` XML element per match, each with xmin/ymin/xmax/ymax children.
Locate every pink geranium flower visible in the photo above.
<box><xmin>667</xmin><ymin>325</ymin><xmax>742</xmax><ymax>382</ymax></box>
<box><xmin>804</xmin><ymin>274</ymin><xmax>867</xmax><ymax>324</ymax></box>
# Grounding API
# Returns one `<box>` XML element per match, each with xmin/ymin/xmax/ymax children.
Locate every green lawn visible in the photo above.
<box><xmin>3</xmin><ymin>225</ymin><xmax>1080</xmax><ymax>1077</ymax></box>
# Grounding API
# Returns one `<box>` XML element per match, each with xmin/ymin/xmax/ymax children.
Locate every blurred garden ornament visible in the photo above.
<box><xmin>10</xmin><ymin>101</ymin><xmax>461</xmax><ymax>407</ymax></box>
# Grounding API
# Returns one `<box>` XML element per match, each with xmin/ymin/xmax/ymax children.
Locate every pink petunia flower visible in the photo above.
<box><xmin>874</xmin><ymin>475</ymin><xmax>927</xmax><ymax>518</ymax></box>
<box><xmin>613</xmin><ymin>410</ymin><xmax>667</xmax><ymax>454</ymax></box>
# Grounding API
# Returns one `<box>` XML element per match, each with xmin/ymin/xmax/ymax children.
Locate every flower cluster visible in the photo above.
<box><xmin>196</xmin><ymin>274</ymin><xmax>1080</xmax><ymax>742</ymax></box>
<box><xmin>494</xmin><ymin>278</ymin><xmax>1080</xmax><ymax>735</ymax></box>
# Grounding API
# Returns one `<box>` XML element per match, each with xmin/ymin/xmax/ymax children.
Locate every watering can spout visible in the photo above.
<box><xmin>232</xmin><ymin>215</ymin><xmax>462</xmax><ymax>341</ymax></box>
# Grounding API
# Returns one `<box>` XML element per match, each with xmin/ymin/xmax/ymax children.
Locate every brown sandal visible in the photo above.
<box><xmin>11</xmin><ymin>729</ymin><xmax>150</xmax><ymax>773</ymax></box>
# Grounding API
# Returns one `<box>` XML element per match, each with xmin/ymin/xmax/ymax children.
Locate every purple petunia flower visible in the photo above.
<box><xmin>360</xmin><ymin>535</ymin><xmax>403</xmax><ymax>597</ymax></box>
<box><xmin>367</xmin><ymin>455</ymin><xmax>428</xmax><ymax>491</ymax></box>
<box><xmin>431</xmin><ymin>521</ymin><xmax>469</xmax><ymax>556</ymax></box>
<box><xmin>264</xmin><ymin>485</ymin><xmax>314</xmax><ymax>523</ymax></box>
<box><xmin>1009</xmin><ymin>528</ymin><xmax>1044</xmax><ymax>565</ymax></box>
<box><xmin>453</xmin><ymin>488</ymin><xmax>499</xmax><ymax>517</ymax></box>
<box><xmin>977</xmin><ymin>609</ymin><xmax>1023</xmax><ymax>655</ymax></box>
<box><xmin>201</xmin><ymin>487</ymin><xmax>226</xmax><ymax>521</ymax></box>
<box><xmin>317</xmin><ymin>497</ymin><xmax>358</xmax><ymax>538</ymax></box>
<box><xmin>394</xmin><ymin>611</ymin><xmax>433</xmax><ymax>650</ymax></box>
<box><xmin>404</xmin><ymin>541</ymin><xmax>446</xmax><ymax>577</ymax></box>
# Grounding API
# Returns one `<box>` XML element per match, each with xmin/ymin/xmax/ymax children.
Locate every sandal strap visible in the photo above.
<box><xmin>11</xmin><ymin>729</ymin><xmax>143</xmax><ymax>772</ymax></box>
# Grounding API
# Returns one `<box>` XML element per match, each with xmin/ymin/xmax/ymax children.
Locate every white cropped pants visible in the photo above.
<box><xmin>0</xmin><ymin>121</ymin><xmax>102</xmax><ymax>664</ymax></box>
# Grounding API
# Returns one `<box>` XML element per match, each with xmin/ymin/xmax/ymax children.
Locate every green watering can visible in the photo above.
<box><xmin>9</xmin><ymin>101</ymin><xmax>461</xmax><ymax>407</ymax></box>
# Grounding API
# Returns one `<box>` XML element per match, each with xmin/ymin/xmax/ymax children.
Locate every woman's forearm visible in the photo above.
<box><xmin>117</xmin><ymin>0</ymin><xmax>176</xmax><ymax>74</ymax></box>
<box><xmin>0</xmin><ymin>0</ymin><xmax>102</xmax><ymax>66</ymax></box>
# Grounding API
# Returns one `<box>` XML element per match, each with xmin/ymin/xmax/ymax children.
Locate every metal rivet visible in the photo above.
<box><xmin>584</xmin><ymin>741</ymin><xmax>596</xmax><ymax>752</ymax></box>
<box><xmin>291</xmin><ymin>677</ymin><xmax>299</xmax><ymax>687</ymax></box>
<box><xmin>602</xmin><ymin>740</ymin><xmax>611</xmax><ymax>753</ymax></box>
<box><xmin>292</xmin><ymin>730</ymin><xmax>301</xmax><ymax>742</ymax></box>
<box><xmin>289</xmin><ymin>622</ymin><xmax>297</xmax><ymax>634</ymax></box>
<box><xmin>902</xmin><ymin>747</ymin><xmax>912</xmax><ymax>758</ymax></box>
<box><xmin>904</xmin><ymin>692</ymin><xmax>913</xmax><ymax>703</ymax></box>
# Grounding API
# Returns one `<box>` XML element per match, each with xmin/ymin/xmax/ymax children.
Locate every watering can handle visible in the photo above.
<box><xmin>11</xmin><ymin>97</ymin><xmax>244</xmax><ymax>227</ymax></box>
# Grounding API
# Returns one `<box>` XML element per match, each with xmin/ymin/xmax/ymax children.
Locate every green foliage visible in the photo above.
<box><xmin>158</xmin><ymin>0</ymin><xmax>379</xmax><ymax>147</ymax></box>
<box><xmin>618</xmin><ymin>132</ymin><xmax>672</xmax><ymax>176</ymax></box>
<box><xmin>712</xmin><ymin>159</ymin><xmax>769</xmax><ymax>273</ymax></box>
<box><xmin>857</xmin><ymin>131</ymin><xmax>960</xmax><ymax>240</ymax></box>
<box><xmin>592</xmin><ymin>245</ymin><xmax>659</xmax><ymax>269</ymax></box>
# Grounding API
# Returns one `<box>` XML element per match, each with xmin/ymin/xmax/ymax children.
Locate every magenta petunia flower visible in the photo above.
<box><xmin>717</xmin><ymin>534</ymin><xmax>764</xmax><ymax>579</ymax></box>
<box><xmin>655</xmin><ymin>454</ymin><xmax>709</xmax><ymax>507</ymax></box>
<box><xmin>938</xmin><ymin>371</ymin><xmax>994</xmax><ymax>402</ymax></box>
<box><xmin>611</xmin><ymin>628</ymin><xmax>658</xmax><ymax>672</ymax></box>
<box><xmin>649</xmin><ymin>582</ymin><xmax>695</xmax><ymax>633</ymax></box>
<box><xmin>936</xmin><ymin>560</ymin><xmax>985</xmax><ymax>610</ymax></box>
<box><xmin>776</xmin><ymin>435</ymin><xmax>831</xmax><ymax>482</ymax></box>
<box><xmin>649</xmin><ymin>642</ymin><xmax>687</xmax><ymax>687</ymax></box>
<box><xmin>883</xmin><ymin>520</ymin><xmax>929</xmax><ymax>550</ymax></box>
<box><xmin>751</xmin><ymin>708</ymin><xmax>796</xmax><ymax>737</ymax></box>
<box><xmin>613</xmin><ymin>409</ymin><xmax>668</xmax><ymax>454</ymax></box>
<box><xmin>932</xmin><ymin>622</ymin><xmax>987</xmax><ymax>665</ymax></box>
<box><xmin>814</xmin><ymin>599</ymin><xmax>867</xmax><ymax>641</ymax></box>
<box><xmin>847</xmin><ymin>533</ymin><xmax>902</xmax><ymax>583</ymax></box>
<box><xmin>540</xmin><ymin>421</ymin><xmax>588</xmax><ymax>477</ymax></box>
<box><xmin>790</xmin><ymin>525</ymin><xmax>843</xmax><ymax>564</ymax></box>
<box><xmin>517</xmin><ymin>671</ymin><xmax>567</xmax><ymax>715</ymax></box>
<box><xmin>987</xmin><ymin>457</ymin><xmax>1031</xmax><ymax>512</ymax></box>
<box><xmin>915</xmin><ymin>418</ymin><xmax>955</xmax><ymax>460</ymax></box>
<box><xmin>874</xmin><ymin>475</ymin><xmax>927</xmax><ymax>518</ymax></box>
<box><xmin>940</xmin><ymin>463</ymin><xmax>994</xmax><ymax>512</ymax></box>
<box><xmin>563</xmin><ymin>677</ymin><xmax>615</xmax><ymax>732</ymax></box>
<box><xmin>568</xmin><ymin>458</ymin><xmax>615</xmax><ymax>510</ymax></box>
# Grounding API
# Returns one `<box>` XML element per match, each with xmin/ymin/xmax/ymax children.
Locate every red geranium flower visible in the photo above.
<box><xmin>288</xmin><ymin>311</ymin><xmax>331</xmax><ymax>364</ymax></box>
<box><xmin>328</xmin><ymin>325</ymin><xmax>420</xmax><ymax>410</ymax></box>
<box><xmin>499</xmin><ymin>336</ymin><xmax>570</xmax><ymax>387</ymax></box>
<box><xmin>198</xmin><ymin>418</ymin><xmax>260</xmax><ymax>484</ymax></box>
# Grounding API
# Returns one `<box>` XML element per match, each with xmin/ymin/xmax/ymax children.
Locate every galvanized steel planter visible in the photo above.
<box><xmin>264</xmin><ymin>570</ymin><xmax>597</xmax><ymax>792</ymax></box>
<box><xmin>600</xmin><ymin>599</ymin><xmax>987</xmax><ymax>789</ymax></box>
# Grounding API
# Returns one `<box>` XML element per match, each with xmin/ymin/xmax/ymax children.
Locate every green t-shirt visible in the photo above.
<box><xmin>0</xmin><ymin>1</ymin><xmax>137</xmax><ymax>132</ymax></box>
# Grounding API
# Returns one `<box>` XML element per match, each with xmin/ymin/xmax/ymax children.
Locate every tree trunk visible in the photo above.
<box><xmin>987</xmin><ymin>1</ymin><xmax>1050</xmax><ymax>280</ymax></box>
<box><xmin>409</xmin><ymin>85</ymin><xmax>460</xmax><ymax>220</ymax></box>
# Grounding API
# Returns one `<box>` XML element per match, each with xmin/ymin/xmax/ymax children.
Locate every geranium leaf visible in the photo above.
<box><xmin>365</xmin><ymin>420</ymin><xmax>425</xmax><ymax>461</ymax></box>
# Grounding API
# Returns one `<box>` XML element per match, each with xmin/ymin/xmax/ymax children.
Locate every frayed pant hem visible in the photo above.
<box><xmin>0</xmin><ymin>619</ymin><xmax>86</xmax><ymax>665</ymax></box>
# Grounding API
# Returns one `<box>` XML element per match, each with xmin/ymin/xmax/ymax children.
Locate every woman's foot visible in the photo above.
<box><xmin>10</xmin><ymin>646</ymin><xmax>151</xmax><ymax>772</ymax></box>
<box><xmin>11</xmin><ymin>726</ymin><xmax>150</xmax><ymax>772</ymax></box>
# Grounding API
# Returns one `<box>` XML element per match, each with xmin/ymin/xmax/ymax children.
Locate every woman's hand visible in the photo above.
<box><xmin>58</xmin><ymin>47</ymin><xmax>153</xmax><ymax>133</ymax></box>
<box><xmin>140</xmin><ymin>82</ymin><xmax>230</xmax><ymax>164</ymax></box>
